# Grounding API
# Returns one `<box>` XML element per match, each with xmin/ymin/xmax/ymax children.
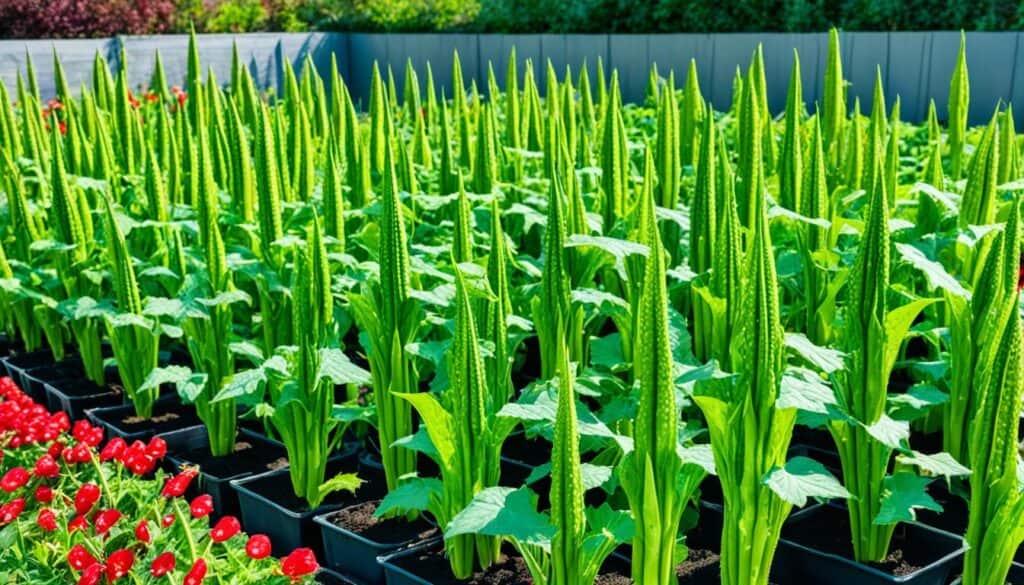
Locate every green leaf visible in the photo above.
<box><xmin>213</xmin><ymin>367</ymin><xmax>269</xmax><ymax>404</ymax></box>
<box><xmin>317</xmin><ymin>348</ymin><xmax>371</xmax><ymax>385</ymax></box>
<box><xmin>763</xmin><ymin>456</ymin><xmax>850</xmax><ymax>507</ymax></box>
<box><xmin>395</xmin><ymin>392</ymin><xmax>455</xmax><ymax>468</ymax></box>
<box><xmin>884</xmin><ymin>299</ymin><xmax>939</xmax><ymax>377</ymax></box>
<box><xmin>895</xmin><ymin>452</ymin><xmax>971</xmax><ymax>478</ymax></box>
<box><xmin>584</xmin><ymin>503</ymin><xmax>634</xmax><ymax>543</ymax></box>
<box><xmin>678</xmin><ymin>443</ymin><xmax>717</xmax><ymax>475</ymax></box>
<box><xmin>785</xmin><ymin>333</ymin><xmax>845</xmax><ymax>373</ymax></box>
<box><xmin>229</xmin><ymin>341</ymin><xmax>264</xmax><ymax>364</ymax></box>
<box><xmin>863</xmin><ymin>414</ymin><xmax>910</xmax><ymax>449</ymax></box>
<box><xmin>196</xmin><ymin>289</ymin><xmax>252</xmax><ymax>308</ymax></box>
<box><xmin>143</xmin><ymin>297</ymin><xmax>184</xmax><ymax>318</ymax></box>
<box><xmin>887</xmin><ymin>385</ymin><xmax>948</xmax><ymax>421</ymax></box>
<box><xmin>778</xmin><ymin>366</ymin><xmax>836</xmax><ymax>414</ymax></box>
<box><xmin>375</xmin><ymin>477</ymin><xmax>442</xmax><ymax>517</ymax></box>
<box><xmin>140</xmin><ymin>365</ymin><xmax>194</xmax><ymax>393</ymax></box>
<box><xmin>445</xmin><ymin>486</ymin><xmax>555</xmax><ymax>548</ymax></box>
<box><xmin>894</xmin><ymin>244</ymin><xmax>970</xmax><ymax>299</ymax></box>
<box><xmin>875</xmin><ymin>472</ymin><xmax>942</xmax><ymax>525</ymax></box>
<box><xmin>524</xmin><ymin>462</ymin><xmax>613</xmax><ymax>491</ymax></box>
<box><xmin>318</xmin><ymin>473</ymin><xmax>363</xmax><ymax>502</ymax></box>
<box><xmin>566</xmin><ymin>234</ymin><xmax>649</xmax><ymax>280</ymax></box>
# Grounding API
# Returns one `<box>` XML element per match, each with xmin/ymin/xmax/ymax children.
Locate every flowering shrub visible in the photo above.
<box><xmin>0</xmin><ymin>377</ymin><xmax>318</xmax><ymax>584</ymax></box>
<box><xmin>0</xmin><ymin>0</ymin><xmax>177</xmax><ymax>38</ymax></box>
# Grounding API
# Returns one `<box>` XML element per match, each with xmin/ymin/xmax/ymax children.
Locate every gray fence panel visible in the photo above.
<box><xmin>2</xmin><ymin>32</ymin><xmax>1021</xmax><ymax>125</ymax></box>
<box><xmin>708</xmin><ymin>34</ymin><xmax>763</xmax><ymax>107</ymax></box>
<box><xmin>924</xmin><ymin>31</ymin><xmax>962</xmax><ymax>124</ymax></box>
<box><xmin>608</xmin><ymin>35</ymin><xmax>648</xmax><ymax>104</ymax></box>
<box><xmin>843</xmin><ymin>32</ymin><xmax>889</xmax><ymax>115</ymax></box>
<box><xmin>885</xmin><ymin>32</ymin><xmax>930</xmax><ymax>122</ymax></box>
<box><xmin>562</xmin><ymin>34</ymin><xmax>608</xmax><ymax>89</ymax></box>
<box><xmin>0</xmin><ymin>38</ymin><xmax>115</xmax><ymax>100</ymax></box>
<box><xmin>647</xmin><ymin>34</ymin><xmax>712</xmax><ymax>93</ymax></box>
<box><xmin>346</xmin><ymin>34</ymin><xmax>380</xmax><ymax>108</ymax></box>
<box><xmin>964</xmin><ymin>32</ymin><xmax>1018</xmax><ymax>125</ymax></box>
<box><xmin>1013</xmin><ymin>33</ymin><xmax>1024</xmax><ymax>119</ymax></box>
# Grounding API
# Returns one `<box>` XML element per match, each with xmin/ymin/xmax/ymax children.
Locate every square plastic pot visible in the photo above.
<box><xmin>779</xmin><ymin>502</ymin><xmax>965</xmax><ymax>585</ymax></box>
<box><xmin>316</xmin><ymin>568</ymin><xmax>362</xmax><ymax>585</ymax></box>
<box><xmin>159</xmin><ymin>425</ymin><xmax>288</xmax><ymax>521</ymax></box>
<box><xmin>86</xmin><ymin>395</ymin><xmax>200</xmax><ymax>442</ymax></box>
<box><xmin>949</xmin><ymin>561</ymin><xmax>1024</xmax><ymax>585</ymax></box>
<box><xmin>44</xmin><ymin>378</ymin><xmax>123</xmax><ymax>421</ymax></box>
<box><xmin>3</xmin><ymin>350</ymin><xmax>56</xmax><ymax>399</ymax></box>
<box><xmin>232</xmin><ymin>450</ymin><xmax>360</xmax><ymax>558</ymax></box>
<box><xmin>314</xmin><ymin>501</ymin><xmax>437</xmax><ymax>585</ymax></box>
<box><xmin>378</xmin><ymin>538</ymin><xmax>447</xmax><ymax>585</ymax></box>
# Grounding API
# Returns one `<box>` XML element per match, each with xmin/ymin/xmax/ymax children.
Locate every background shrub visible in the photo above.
<box><xmin>0</xmin><ymin>0</ymin><xmax>1020</xmax><ymax>37</ymax></box>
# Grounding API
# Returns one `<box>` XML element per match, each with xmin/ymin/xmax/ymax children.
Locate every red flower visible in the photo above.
<box><xmin>135</xmin><ymin>520</ymin><xmax>151</xmax><ymax>543</ymax></box>
<box><xmin>37</xmin><ymin>508</ymin><xmax>57</xmax><ymax>531</ymax></box>
<box><xmin>105</xmin><ymin>548</ymin><xmax>135</xmax><ymax>582</ymax></box>
<box><xmin>47</xmin><ymin>440</ymin><xmax>65</xmax><ymax>458</ymax></box>
<box><xmin>184</xmin><ymin>558</ymin><xmax>207</xmax><ymax>585</ymax></box>
<box><xmin>1</xmin><ymin>467</ymin><xmax>29</xmax><ymax>492</ymax></box>
<box><xmin>100</xmin><ymin>438</ymin><xmax>126</xmax><ymax>462</ymax></box>
<box><xmin>162</xmin><ymin>470</ymin><xmax>197</xmax><ymax>498</ymax></box>
<box><xmin>72</xmin><ymin>420</ymin><xmax>93</xmax><ymax>442</ymax></box>
<box><xmin>77</xmin><ymin>563</ymin><xmax>103</xmax><ymax>585</ymax></box>
<box><xmin>147</xmin><ymin>437</ymin><xmax>167</xmax><ymax>460</ymax></box>
<box><xmin>58</xmin><ymin>121</ymin><xmax>67</xmax><ymax>135</ymax></box>
<box><xmin>74</xmin><ymin>483</ymin><xmax>101</xmax><ymax>515</ymax></box>
<box><xmin>245</xmin><ymin>534</ymin><xmax>272</xmax><ymax>559</ymax></box>
<box><xmin>210</xmin><ymin>516</ymin><xmax>240</xmax><ymax>543</ymax></box>
<box><xmin>161</xmin><ymin>513</ymin><xmax>175</xmax><ymax>528</ymax></box>
<box><xmin>68</xmin><ymin>544</ymin><xmax>98</xmax><ymax>570</ymax></box>
<box><xmin>93</xmin><ymin>509</ymin><xmax>122</xmax><ymax>535</ymax></box>
<box><xmin>34</xmin><ymin>485</ymin><xmax>53</xmax><ymax>503</ymax></box>
<box><xmin>189</xmin><ymin>495</ymin><xmax>213</xmax><ymax>519</ymax></box>
<box><xmin>281</xmin><ymin>548</ymin><xmax>319</xmax><ymax>580</ymax></box>
<box><xmin>0</xmin><ymin>498</ymin><xmax>25</xmax><ymax>524</ymax></box>
<box><xmin>69</xmin><ymin>513</ymin><xmax>89</xmax><ymax>532</ymax></box>
<box><xmin>150</xmin><ymin>551</ymin><xmax>175</xmax><ymax>577</ymax></box>
<box><xmin>33</xmin><ymin>454</ymin><xmax>60</xmax><ymax>478</ymax></box>
<box><xmin>177</xmin><ymin>92</ymin><xmax>187</xmax><ymax>108</ymax></box>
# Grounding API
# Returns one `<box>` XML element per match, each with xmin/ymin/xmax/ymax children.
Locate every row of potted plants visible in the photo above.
<box><xmin>0</xmin><ymin>22</ymin><xmax>1023</xmax><ymax>585</ymax></box>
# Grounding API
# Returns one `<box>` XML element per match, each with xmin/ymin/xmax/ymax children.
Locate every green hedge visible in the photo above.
<box><xmin>316</xmin><ymin>0</ymin><xmax>1023</xmax><ymax>32</ymax></box>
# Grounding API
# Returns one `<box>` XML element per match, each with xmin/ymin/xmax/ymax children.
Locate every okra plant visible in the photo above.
<box><xmin>961</xmin><ymin>198</ymin><xmax>1024</xmax><ymax>585</ymax></box>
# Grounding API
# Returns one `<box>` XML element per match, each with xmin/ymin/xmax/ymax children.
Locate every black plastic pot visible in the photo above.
<box><xmin>378</xmin><ymin>538</ymin><xmax>442</xmax><ymax>585</ymax></box>
<box><xmin>86</xmin><ymin>395</ymin><xmax>199</xmax><ymax>442</ymax></box>
<box><xmin>314</xmin><ymin>500</ymin><xmax>438</xmax><ymax>585</ymax></box>
<box><xmin>316</xmin><ymin>568</ymin><xmax>361</xmax><ymax>585</ymax></box>
<box><xmin>232</xmin><ymin>449</ymin><xmax>365</xmax><ymax>558</ymax></box>
<box><xmin>779</xmin><ymin>503</ymin><xmax>965</xmax><ymax>585</ymax></box>
<box><xmin>160</xmin><ymin>426</ymin><xmax>289</xmax><ymax>520</ymax></box>
<box><xmin>44</xmin><ymin>377</ymin><xmax>123</xmax><ymax>421</ymax></box>
<box><xmin>949</xmin><ymin>561</ymin><xmax>1024</xmax><ymax>584</ymax></box>
<box><xmin>916</xmin><ymin>480</ymin><xmax>968</xmax><ymax>538</ymax></box>
<box><xmin>3</xmin><ymin>350</ymin><xmax>56</xmax><ymax>399</ymax></box>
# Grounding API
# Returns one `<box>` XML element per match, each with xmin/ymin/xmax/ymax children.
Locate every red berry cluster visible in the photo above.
<box><xmin>0</xmin><ymin>377</ymin><xmax>320</xmax><ymax>583</ymax></box>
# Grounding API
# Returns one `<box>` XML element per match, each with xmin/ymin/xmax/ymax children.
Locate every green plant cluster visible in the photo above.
<box><xmin>0</xmin><ymin>26</ymin><xmax>1022</xmax><ymax>585</ymax></box>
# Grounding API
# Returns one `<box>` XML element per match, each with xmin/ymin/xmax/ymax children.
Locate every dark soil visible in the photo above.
<box><xmin>113</xmin><ymin>402</ymin><xmax>202</xmax><ymax>433</ymax></box>
<box><xmin>50</xmin><ymin>377</ymin><xmax>122</xmax><ymax>399</ymax></box>
<box><xmin>328</xmin><ymin>500</ymin><xmax>437</xmax><ymax>545</ymax></box>
<box><xmin>246</xmin><ymin>458</ymin><xmax>387</xmax><ymax>514</ymax></box>
<box><xmin>783</xmin><ymin>505</ymin><xmax>926</xmax><ymax>577</ymax></box>
<box><xmin>676</xmin><ymin>548</ymin><xmax>720</xmax><ymax>578</ymax></box>
<box><xmin>389</xmin><ymin>544</ymin><xmax>532</xmax><ymax>585</ymax></box>
<box><xmin>5</xmin><ymin>350</ymin><xmax>55</xmax><ymax>370</ymax></box>
<box><xmin>870</xmin><ymin>550</ymin><xmax>919</xmax><ymax>577</ymax></box>
<box><xmin>174</xmin><ymin>437</ymin><xmax>288</xmax><ymax>478</ymax></box>
<box><xmin>27</xmin><ymin>359</ymin><xmax>84</xmax><ymax>383</ymax></box>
